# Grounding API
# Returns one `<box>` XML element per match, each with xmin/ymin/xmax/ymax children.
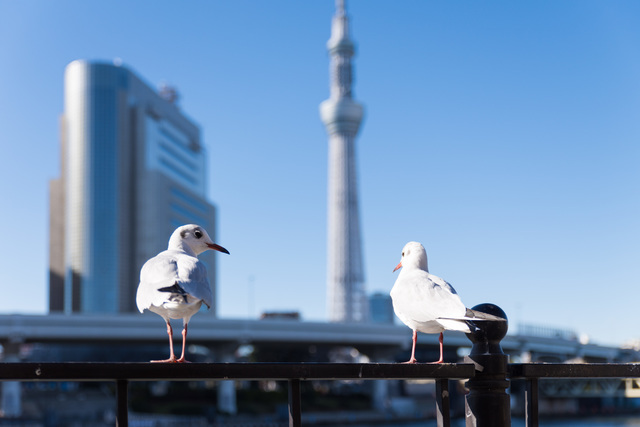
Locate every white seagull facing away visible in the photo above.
<box><xmin>136</xmin><ymin>224</ymin><xmax>229</xmax><ymax>363</ymax></box>
<box><xmin>390</xmin><ymin>241</ymin><xmax>501</xmax><ymax>364</ymax></box>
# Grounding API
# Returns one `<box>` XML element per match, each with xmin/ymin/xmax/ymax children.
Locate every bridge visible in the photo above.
<box><xmin>0</xmin><ymin>313</ymin><xmax>635</xmax><ymax>362</ymax></box>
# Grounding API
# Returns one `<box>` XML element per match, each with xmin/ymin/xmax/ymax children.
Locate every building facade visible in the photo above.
<box><xmin>320</xmin><ymin>0</ymin><xmax>368</xmax><ymax>322</ymax></box>
<box><xmin>49</xmin><ymin>60</ymin><xmax>220</xmax><ymax>315</ymax></box>
<box><xmin>369</xmin><ymin>292</ymin><xmax>395</xmax><ymax>324</ymax></box>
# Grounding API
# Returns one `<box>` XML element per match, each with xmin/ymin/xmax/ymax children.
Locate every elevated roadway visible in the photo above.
<box><xmin>0</xmin><ymin>314</ymin><xmax>635</xmax><ymax>363</ymax></box>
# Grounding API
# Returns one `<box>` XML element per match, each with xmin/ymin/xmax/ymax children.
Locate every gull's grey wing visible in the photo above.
<box><xmin>175</xmin><ymin>252</ymin><xmax>213</xmax><ymax>308</ymax></box>
<box><xmin>136</xmin><ymin>251</ymin><xmax>181</xmax><ymax>312</ymax></box>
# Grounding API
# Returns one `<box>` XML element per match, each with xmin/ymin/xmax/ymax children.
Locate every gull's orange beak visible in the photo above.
<box><xmin>393</xmin><ymin>261</ymin><xmax>402</xmax><ymax>272</ymax></box>
<box><xmin>208</xmin><ymin>243</ymin><xmax>230</xmax><ymax>255</ymax></box>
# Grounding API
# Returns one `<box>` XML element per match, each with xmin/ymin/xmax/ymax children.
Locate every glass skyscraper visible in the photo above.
<box><xmin>49</xmin><ymin>60</ymin><xmax>220</xmax><ymax>315</ymax></box>
<box><xmin>369</xmin><ymin>292</ymin><xmax>395</xmax><ymax>324</ymax></box>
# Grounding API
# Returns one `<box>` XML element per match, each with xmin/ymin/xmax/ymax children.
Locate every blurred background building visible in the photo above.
<box><xmin>48</xmin><ymin>60</ymin><xmax>221</xmax><ymax>315</ymax></box>
<box><xmin>368</xmin><ymin>292</ymin><xmax>394</xmax><ymax>324</ymax></box>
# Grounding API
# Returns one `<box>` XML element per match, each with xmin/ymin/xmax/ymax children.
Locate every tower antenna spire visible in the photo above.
<box><xmin>320</xmin><ymin>0</ymin><xmax>367</xmax><ymax>322</ymax></box>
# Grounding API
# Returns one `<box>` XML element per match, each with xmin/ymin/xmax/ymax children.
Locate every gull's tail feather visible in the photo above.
<box><xmin>437</xmin><ymin>311</ymin><xmax>506</xmax><ymax>323</ymax></box>
<box><xmin>464</xmin><ymin>308</ymin><xmax>507</xmax><ymax>322</ymax></box>
<box><xmin>437</xmin><ymin>309</ymin><xmax>507</xmax><ymax>333</ymax></box>
<box><xmin>436</xmin><ymin>318</ymin><xmax>472</xmax><ymax>334</ymax></box>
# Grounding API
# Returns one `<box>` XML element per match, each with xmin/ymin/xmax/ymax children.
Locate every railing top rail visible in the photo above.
<box><xmin>510</xmin><ymin>363</ymin><xmax>640</xmax><ymax>379</ymax></box>
<box><xmin>5</xmin><ymin>362</ymin><xmax>640</xmax><ymax>383</ymax></box>
<box><xmin>0</xmin><ymin>362</ymin><xmax>476</xmax><ymax>382</ymax></box>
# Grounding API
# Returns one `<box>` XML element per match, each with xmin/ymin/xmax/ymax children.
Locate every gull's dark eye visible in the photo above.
<box><xmin>194</xmin><ymin>229</ymin><xmax>203</xmax><ymax>239</ymax></box>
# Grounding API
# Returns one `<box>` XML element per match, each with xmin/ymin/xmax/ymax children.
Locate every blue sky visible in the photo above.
<box><xmin>0</xmin><ymin>1</ymin><xmax>638</xmax><ymax>347</ymax></box>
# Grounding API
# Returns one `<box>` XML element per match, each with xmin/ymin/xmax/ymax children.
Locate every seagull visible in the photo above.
<box><xmin>136</xmin><ymin>224</ymin><xmax>229</xmax><ymax>363</ymax></box>
<box><xmin>390</xmin><ymin>241</ymin><xmax>500</xmax><ymax>364</ymax></box>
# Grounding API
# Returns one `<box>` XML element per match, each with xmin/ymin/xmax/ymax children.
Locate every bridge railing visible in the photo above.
<box><xmin>0</xmin><ymin>362</ymin><xmax>476</xmax><ymax>427</ymax></box>
<box><xmin>3</xmin><ymin>361</ymin><xmax>640</xmax><ymax>426</ymax></box>
<box><xmin>4</xmin><ymin>361</ymin><xmax>640</xmax><ymax>427</ymax></box>
<box><xmin>510</xmin><ymin>363</ymin><xmax>640</xmax><ymax>427</ymax></box>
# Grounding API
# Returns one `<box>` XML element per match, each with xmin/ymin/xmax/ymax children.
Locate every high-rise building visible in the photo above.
<box><xmin>320</xmin><ymin>0</ymin><xmax>368</xmax><ymax>322</ymax></box>
<box><xmin>369</xmin><ymin>292</ymin><xmax>395</xmax><ymax>324</ymax></box>
<box><xmin>49</xmin><ymin>60</ymin><xmax>220</xmax><ymax>315</ymax></box>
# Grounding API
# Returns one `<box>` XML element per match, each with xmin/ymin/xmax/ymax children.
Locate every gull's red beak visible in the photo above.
<box><xmin>393</xmin><ymin>261</ymin><xmax>402</xmax><ymax>272</ymax></box>
<box><xmin>207</xmin><ymin>243</ymin><xmax>230</xmax><ymax>254</ymax></box>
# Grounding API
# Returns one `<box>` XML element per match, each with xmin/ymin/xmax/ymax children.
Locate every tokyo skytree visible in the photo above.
<box><xmin>320</xmin><ymin>0</ymin><xmax>368</xmax><ymax>322</ymax></box>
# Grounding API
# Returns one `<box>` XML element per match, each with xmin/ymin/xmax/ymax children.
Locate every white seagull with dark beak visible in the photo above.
<box><xmin>391</xmin><ymin>241</ymin><xmax>500</xmax><ymax>364</ymax></box>
<box><xmin>136</xmin><ymin>224</ymin><xmax>229</xmax><ymax>363</ymax></box>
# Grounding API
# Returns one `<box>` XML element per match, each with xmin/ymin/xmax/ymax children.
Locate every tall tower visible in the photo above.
<box><xmin>320</xmin><ymin>0</ymin><xmax>368</xmax><ymax>322</ymax></box>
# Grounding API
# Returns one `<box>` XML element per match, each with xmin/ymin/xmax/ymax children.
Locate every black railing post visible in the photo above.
<box><xmin>116</xmin><ymin>379</ymin><xmax>129</xmax><ymax>427</ymax></box>
<box><xmin>288</xmin><ymin>379</ymin><xmax>301</xmax><ymax>427</ymax></box>
<box><xmin>435</xmin><ymin>379</ymin><xmax>450</xmax><ymax>427</ymax></box>
<box><xmin>464</xmin><ymin>303</ymin><xmax>510</xmax><ymax>427</ymax></box>
<box><xmin>525</xmin><ymin>378</ymin><xmax>539</xmax><ymax>427</ymax></box>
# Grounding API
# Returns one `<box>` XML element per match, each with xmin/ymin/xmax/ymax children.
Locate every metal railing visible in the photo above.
<box><xmin>4</xmin><ymin>361</ymin><xmax>640</xmax><ymax>427</ymax></box>
<box><xmin>0</xmin><ymin>362</ymin><xmax>475</xmax><ymax>427</ymax></box>
<box><xmin>510</xmin><ymin>363</ymin><xmax>640</xmax><ymax>427</ymax></box>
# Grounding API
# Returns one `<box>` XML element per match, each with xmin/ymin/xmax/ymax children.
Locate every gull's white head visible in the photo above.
<box><xmin>168</xmin><ymin>224</ymin><xmax>230</xmax><ymax>256</ymax></box>
<box><xmin>393</xmin><ymin>241</ymin><xmax>428</xmax><ymax>273</ymax></box>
